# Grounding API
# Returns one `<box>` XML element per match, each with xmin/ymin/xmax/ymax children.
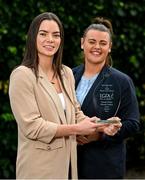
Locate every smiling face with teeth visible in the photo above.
<box><xmin>37</xmin><ymin>20</ymin><xmax>61</xmax><ymax>62</ymax></box>
<box><xmin>81</xmin><ymin>29</ymin><xmax>112</xmax><ymax>68</ymax></box>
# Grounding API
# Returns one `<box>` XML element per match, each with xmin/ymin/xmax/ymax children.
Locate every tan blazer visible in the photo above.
<box><xmin>9</xmin><ymin>65</ymin><xmax>85</xmax><ymax>179</ymax></box>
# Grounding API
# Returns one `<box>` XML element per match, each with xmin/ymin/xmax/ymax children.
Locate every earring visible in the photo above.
<box><xmin>109</xmin><ymin>49</ymin><xmax>111</xmax><ymax>53</ymax></box>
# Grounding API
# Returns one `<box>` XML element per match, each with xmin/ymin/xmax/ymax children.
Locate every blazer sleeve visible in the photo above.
<box><xmin>9</xmin><ymin>66</ymin><xmax>58</xmax><ymax>144</ymax></box>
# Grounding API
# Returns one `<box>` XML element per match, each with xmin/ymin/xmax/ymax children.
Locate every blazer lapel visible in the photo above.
<box><xmin>59</xmin><ymin>69</ymin><xmax>73</xmax><ymax>125</ymax></box>
<box><xmin>73</xmin><ymin>64</ymin><xmax>84</xmax><ymax>89</ymax></box>
<box><xmin>38</xmin><ymin>66</ymin><xmax>67</xmax><ymax>124</ymax></box>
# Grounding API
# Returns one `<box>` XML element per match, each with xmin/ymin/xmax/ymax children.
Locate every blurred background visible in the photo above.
<box><xmin>0</xmin><ymin>0</ymin><xmax>145</xmax><ymax>178</ymax></box>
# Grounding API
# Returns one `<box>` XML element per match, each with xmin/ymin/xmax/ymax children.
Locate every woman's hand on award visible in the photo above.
<box><xmin>77</xmin><ymin>117</ymin><xmax>109</xmax><ymax>145</ymax></box>
<box><xmin>101</xmin><ymin>117</ymin><xmax>122</xmax><ymax>136</ymax></box>
<box><xmin>76</xmin><ymin>117</ymin><xmax>101</xmax><ymax>135</ymax></box>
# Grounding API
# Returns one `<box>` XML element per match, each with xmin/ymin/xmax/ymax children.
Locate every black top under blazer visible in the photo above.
<box><xmin>73</xmin><ymin>64</ymin><xmax>140</xmax><ymax>179</ymax></box>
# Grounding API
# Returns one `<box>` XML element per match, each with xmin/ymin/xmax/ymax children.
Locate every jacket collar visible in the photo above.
<box><xmin>74</xmin><ymin>64</ymin><xmax>111</xmax><ymax>87</ymax></box>
<box><xmin>38</xmin><ymin>65</ymin><xmax>67</xmax><ymax>124</ymax></box>
<box><xmin>74</xmin><ymin>65</ymin><xmax>112</xmax><ymax>110</ymax></box>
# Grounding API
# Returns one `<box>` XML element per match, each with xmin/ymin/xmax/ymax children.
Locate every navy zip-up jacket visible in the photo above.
<box><xmin>73</xmin><ymin>64</ymin><xmax>140</xmax><ymax>179</ymax></box>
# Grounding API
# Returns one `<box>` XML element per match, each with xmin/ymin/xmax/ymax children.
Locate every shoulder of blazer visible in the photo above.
<box><xmin>109</xmin><ymin>67</ymin><xmax>131</xmax><ymax>81</ymax></box>
<box><xmin>9</xmin><ymin>65</ymin><xmax>36</xmax><ymax>88</ymax></box>
<box><xmin>108</xmin><ymin>67</ymin><xmax>135</xmax><ymax>90</ymax></box>
<box><xmin>62</xmin><ymin>65</ymin><xmax>73</xmax><ymax>74</ymax></box>
<box><xmin>10</xmin><ymin>65</ymin><xmax>35</xmax><ymax>80</ymax></box>
<box><xmin>72</xmin><ymin>64</ymin><xmax>84</xmax><ymax>76</ymax></box>
<box><xmin>61</xmin><ymin>65</ymin><xmax>74</xmax><ymax>80</ymax></box>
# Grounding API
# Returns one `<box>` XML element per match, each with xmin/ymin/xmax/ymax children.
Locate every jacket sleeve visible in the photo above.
<box><xmin>9</xmin><ymin>67</ymin><xmax>58</xmax><ymax>144</ymax></box>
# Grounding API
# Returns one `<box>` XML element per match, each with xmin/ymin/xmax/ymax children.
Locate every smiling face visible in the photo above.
<box><xmin>81</xmin><ymin>29</ymin><xmax>112</xmax><ymax>67</ymax></box>
<box><xmin>36</xmin><ymin>20</ymin><xmax>61</xmax><ymax>61</ymax></box>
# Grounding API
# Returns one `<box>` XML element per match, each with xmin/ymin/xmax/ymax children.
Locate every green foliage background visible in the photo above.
<box><xmin>0</xmin><ymin>0</ymin><xmax>145</xmax><ymax>178</ymax></box>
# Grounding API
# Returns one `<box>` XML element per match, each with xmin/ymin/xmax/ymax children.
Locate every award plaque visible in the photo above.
<box><xmin>93</xmin><ymin>76</ymin><xmax>121</xmax><ymax>119</ymax></box>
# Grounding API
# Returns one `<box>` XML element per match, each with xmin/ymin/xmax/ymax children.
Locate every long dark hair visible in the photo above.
<box><xmin>83</xmin><ymin>17</ymin><xmax>113</xmax><ymax>66</ymax></box>
<box><xmin>22</xmin><ymin>12</ymin><xmax>73</xmax><ymax>104</ymax></box>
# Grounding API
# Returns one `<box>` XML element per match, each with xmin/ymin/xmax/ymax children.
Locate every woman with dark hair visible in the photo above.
<box><xmin>73</xmin><ymin>17</ymin><xmax>140</xmax><ymax>179</ymax></box>
<box><xmin>9</xmin><ymin>12</ymin><xmax>121</xmax><ymax>179</ymax></box>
